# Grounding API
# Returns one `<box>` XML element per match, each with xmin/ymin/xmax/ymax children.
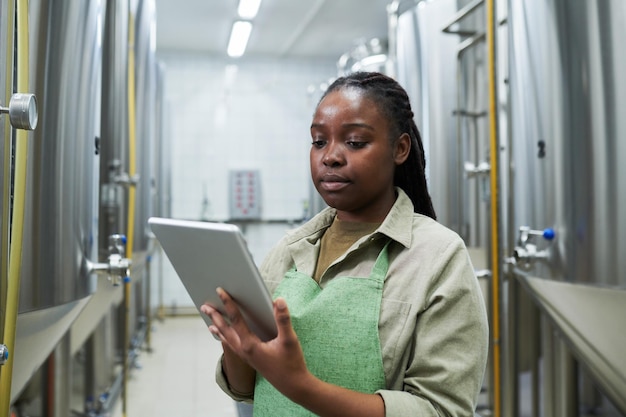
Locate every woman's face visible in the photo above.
<box><xmin>310</xmin><ymin>88</ymin><xmax>410</xmax><ymax>222</ymax></box>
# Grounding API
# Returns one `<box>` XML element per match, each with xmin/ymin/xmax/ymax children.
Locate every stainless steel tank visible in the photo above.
<box><xmin>509</xmin><ymin>1</ymin><xmax>626</xmax><ymax>414</ymax></box>
<box><xmin>133</xmin><ymin>0</ymin><xmax>157</xmax><ymax>255</ymax></box>
<box><xmin>99</xmin><ymin>0</ymin><xmax>130</xmax><ymax>261</ymax></box>
<box><xmin>509</xmin><ymin>0</ymin><xmax>626</xmax><ymax>288</ymax></box>
<box><xmin>391</xmin><ymin>0</ymin><xmax>491</xmax><ymax>247</ymax></box>
<box><xmin>13</xmin><ymin>0</ymin><xmax>104</xmax><ymax>402</ymax></box>
<box><xmin>390</xmin><ymin>0</ymin><xmax>465</xmax><ymax>236</ymax></box>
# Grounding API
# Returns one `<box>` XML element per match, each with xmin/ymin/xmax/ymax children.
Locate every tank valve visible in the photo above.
<box><xmin>0</xmin><ymin>344</ymin><xmax>8</xmax><ymax>366</ymax></box>
<box><xmin>88</xmin><ymin>234</ymin><xmax>132</xmax><ymax>286</ymax></box>
<box><xmin>109</xmin><ymin>159</ymin><xmax>139</xmax><ymax>187</ymax></box>
<box><xmin>0</xmin><ymin>93</ymin><xmax>38</xmax><ymax>130</ymax></box>
<box><xmin>512</xmin><ymin>226</ymin><xmax>556</xmax><ymax>270</ymax></box>
<box><xmin>464</xmin><ymin>161</ymin><xmax>490</xmax><ymax>178</ymax></box>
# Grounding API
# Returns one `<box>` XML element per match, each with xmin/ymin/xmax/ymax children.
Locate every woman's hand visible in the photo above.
<box><xmin>201</xmin><ymin>288</ymin><xmax>313</xmax><ymax>398</ymax></box>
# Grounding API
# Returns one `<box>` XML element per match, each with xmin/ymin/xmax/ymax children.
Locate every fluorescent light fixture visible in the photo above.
<box><xmin>351</xmin><ymin>54</ymin><xmax>387</xmax><ymax>72</ymax></box>
<box><xmin>227</xmin><ymin>21</ymin><xmax>253</xmax><ymax>58</ymax></box>
<box><xmin>238</xmin><ymin>0</ymin><xmax>262</xmax><ymax>19</ymax></box>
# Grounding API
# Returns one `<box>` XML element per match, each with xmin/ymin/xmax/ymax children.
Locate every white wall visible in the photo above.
<box><xmin>154</xmin><ymin>53</ymin><xmax>336</xmax><ymax>309</ymax></box>
<box><xmin>159</xmin><ymin>53</ymin><xmax>336</xmax><ymax>221</ymax></box>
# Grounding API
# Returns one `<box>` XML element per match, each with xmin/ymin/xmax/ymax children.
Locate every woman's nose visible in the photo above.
<box><xmin>323</xmin><ymin>142</ymin><xmax>344</xmax><ymax>167</ymax></box>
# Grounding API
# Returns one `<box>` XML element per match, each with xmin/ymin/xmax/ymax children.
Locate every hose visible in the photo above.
<box><xmin>0</xmin><ymin>0</ymin><xmax>30</xmax><ymax>413</ymax></box>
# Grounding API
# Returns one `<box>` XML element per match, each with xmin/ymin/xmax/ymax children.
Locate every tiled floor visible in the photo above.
<box><xmin>110</xmin><ymin>316</ymin><xmax>241</xmax><ymax>417</ymax></box>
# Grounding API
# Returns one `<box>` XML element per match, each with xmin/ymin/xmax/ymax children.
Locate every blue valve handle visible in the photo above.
<box><xmin>0</xmin><ymin>344</ymin><xmax>8</xmax><ymax>364</ymax></box>
<box><xmin>542</xmin><ymin>228</ymin><xmax>556</xmax><ymax>240</ymax></box>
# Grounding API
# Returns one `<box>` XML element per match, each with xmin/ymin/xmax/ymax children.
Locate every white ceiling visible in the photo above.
<box><xmin>154</xmin><ymin>0</ymin><xmax>392</xmax><ymax>59</ymax></box>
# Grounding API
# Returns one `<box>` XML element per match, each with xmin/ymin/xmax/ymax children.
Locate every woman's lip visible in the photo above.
<box><xmin>319</xmin><ymin>177</ymin><xmax>350</xmax><ymax>191</ymax></box>
<box><xmin>320</xmin><ymin>181</ymin><xmax>350</xmax><ymax>191</ymax></box>
<box><xmin>321</xmin><ymin>173</ymin><xmax>349</xmax><ymax>182</ymax></box>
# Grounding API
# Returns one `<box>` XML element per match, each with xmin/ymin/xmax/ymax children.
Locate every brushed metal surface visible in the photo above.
<box><xmin>509</xmin><ymin>0</ymin><xmax>626</xmax><ymax>288</ymax></box>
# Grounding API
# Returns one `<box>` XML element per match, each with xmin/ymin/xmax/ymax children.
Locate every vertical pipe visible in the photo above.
<box><xmin>385</xmin><ymin>1</ymin><xmax>400</xmax><ymax>79</ymax></box>
<box><xmin>51</xmin><ymin>335</ymin><xmax>71</xmax><ymax>416</ymax></box>
<box><xmin>556</xmin><ymin>340</ymin><xmax>578</xmax><ymax>417</ymax></box>
<box><xmin>145</xmin><ymin>255</ymin><xmax>152</xmax><ymax>351</ymax></box>
<box><xmin>157</xmin><ymin>243</ymin><xmax>165</xmax><ymax>320</ymax></box>
<box><xmin>505</xmin><ymin>276</ymin><xmax>518</xmax><ymax>417</ymax></box>
<box><xmin>504</xmin><ymin>2</ymin><xmax>516</xmax><ymax>413</ymax></box>
<box><xmin>122</xmin><ymin>4</ymin><xmax>137</xmax><ymax>416</ymax></box>
<box><xmin>0</xmin><ymin>0</ymin><xmax>29</xmax><ymax>413</ymax></box>
<box><xmin>542</xmin><ymin>317</ymin><xmax>555</xmax><ymax>417</ymax></box>
<box><xmin>486</xmin><ymin>0</ymin><xmax>502</xmax><ymax>415</ymax></box>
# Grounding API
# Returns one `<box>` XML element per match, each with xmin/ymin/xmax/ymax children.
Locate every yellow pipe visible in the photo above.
<box><xmin>0</xmin><ymin>0</ymin><xmax>15</xmax><ymax>333</ymax></box>
<box><xmin>0</xmin><ymin>0</ymin><xmax>30</xmax><ymax>413</ymax></box>
<box><xmin>122</xmin><ymin>7</ymin><xmax>137</xmax><ymax>417</ymax></box>
<box><xmin>126</xmin><ymin>7</ymin><xmax>137</xmax><ymax>262</ymax></box>
<box><xmin>486</xmin><ymin>0</ymin><xmax>502</xmax><ymax>415</ymax></box>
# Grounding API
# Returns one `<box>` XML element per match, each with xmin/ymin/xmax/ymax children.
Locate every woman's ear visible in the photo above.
<box><xmin>393</xmin><ymin>133</ymin><xmax>411</xmax><ymax>165</ymax></box>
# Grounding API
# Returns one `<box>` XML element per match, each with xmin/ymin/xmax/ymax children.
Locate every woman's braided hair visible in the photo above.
<box><xmin>319</xmin><ymin>71</ymin><xmax>437</xmax><ymax>219</ymax></box>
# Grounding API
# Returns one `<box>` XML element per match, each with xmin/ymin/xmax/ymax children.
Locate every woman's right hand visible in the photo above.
<box><xmin>201</xmin><ymin>288</ymin><xmax>312</xmax><ymax>400</ymax></box>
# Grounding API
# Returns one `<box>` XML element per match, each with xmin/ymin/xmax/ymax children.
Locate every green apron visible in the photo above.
<box><xmin>253</xmin><ymin>242</ymin><xmax>390</xmax><ymax>416</ymax></box>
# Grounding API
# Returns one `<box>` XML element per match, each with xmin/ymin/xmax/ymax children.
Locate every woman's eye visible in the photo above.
<box><xmin>347</xmin><ymin>141</ymin><xmax>367</xmax><ymax>149</ymax></box>
<box><xmin>311</xmin><ymin>140</ymin><xmax>325</xmax><ymax>148</ymax></box>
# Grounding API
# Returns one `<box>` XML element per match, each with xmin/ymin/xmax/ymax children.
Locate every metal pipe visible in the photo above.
<box><xmin>556</xmin><ymin>340</ymin><xmax>578</xmax><ymax>417</ymax></box>
<box><xmin>543</xmin><ymin>318</ymin><xmax>556</xmax><ymax>417</ymax></box>
<box><xmin>385</xmin><ymin>1</ymin><xmax>399</xmax><ymax>79</ymax></box>
<box><xmin>145</xmin><ymin>255</ymin><xmax>153</xmax><ymax>352</ymax></box>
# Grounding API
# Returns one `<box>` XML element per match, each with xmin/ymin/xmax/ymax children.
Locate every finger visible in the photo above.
<box><xmin>216</xmin><ymin>287</ymin><xmax>256</xmax><ymax>338</ymax></box>
<box><xmin>201</xmin><ymin>303</ymin><xmax>229</xmax><ymax>329</ymax></box>
<box><xmin>273</xmin><ymin>297</ymin><xmax>297</xmax><ymax>344</ymax></box>
<box><xmin>208</xmin><ymin>325</ymin><xmax>225</xmax><ymax>341</ymax></box>
<box><xmin>202</xmin><ymin>303</ymin><xmax>241</xmax><ymax>347</ymax></box>
<box><xmin>203</xmin><ymin>305</ymin><xmax>242</xmax><ymax>349</ymax></box>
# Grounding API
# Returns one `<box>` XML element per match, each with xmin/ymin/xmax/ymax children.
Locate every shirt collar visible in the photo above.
<box><xmin>286</xmin><ymin>187</ymin><xmax>415</xmax><ymax>249</ymax></box>
<box><xmin>376</xmin><ymin>187</ymin><xmax>414</xmax><ymax>249</ymax></box>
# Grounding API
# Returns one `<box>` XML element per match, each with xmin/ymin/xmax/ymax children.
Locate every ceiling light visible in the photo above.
<box><xmin>227</xmin><ymin>21</ymin><xmax>253</xmax><ymax>58</ymax></box>
<box><xmin>238</xmin><ymin>0</ymin><xmax>262</xmax><ymax>19</ymax></box>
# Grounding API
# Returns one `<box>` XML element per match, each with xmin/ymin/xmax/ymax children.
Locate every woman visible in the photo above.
<box><xmin>202</xmin><ymin>71</ymin><xmax>488</xmax><ymax>416</ymax></box>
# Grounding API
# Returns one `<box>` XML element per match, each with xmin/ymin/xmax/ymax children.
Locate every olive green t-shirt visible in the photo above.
<box><xmin>313</xmin><ymin>217</ymin><xmax>380</xmax><ymax>282</ymax></box>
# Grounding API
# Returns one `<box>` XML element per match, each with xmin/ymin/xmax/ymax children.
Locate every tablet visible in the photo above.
<box><xmin>148</xmin><ymin>217</ymin><xmax>278</xmax><ymax>342</ymax></box>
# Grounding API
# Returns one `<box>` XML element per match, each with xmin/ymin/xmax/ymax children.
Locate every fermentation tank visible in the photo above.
<box><xmin>13</xmin><ymin>0</ymin><xmax>104</xmax><ymax>402</ymax></box>
<box><xmin>509</xmin><ymin>0</ymin><xmax>626</xmax><ymax>289</ymax></box>
<box><xmin>508</xmin><ymin>0</ymin><xmax>626</xmax><ymax>413</ymax></box>
<box><xmin>391</xmin><ymin>0</ymin><xmax>489</xmax><ymax>245</ymax></box>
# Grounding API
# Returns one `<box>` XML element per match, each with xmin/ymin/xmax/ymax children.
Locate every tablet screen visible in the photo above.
<box><xmin>149</xmin><ymin>217</ymin><xmax>278</xmax><ymax>341</ymax></box>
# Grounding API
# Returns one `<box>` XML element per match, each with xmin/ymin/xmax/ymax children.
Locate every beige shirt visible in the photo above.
<box><xmin>216</xmin><ymin>188</ymin><xmax>489</xmax><ymax>416</ymax></box>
